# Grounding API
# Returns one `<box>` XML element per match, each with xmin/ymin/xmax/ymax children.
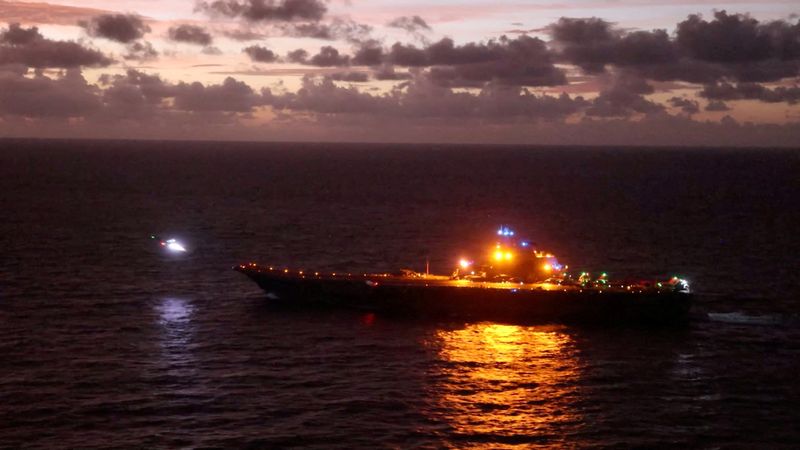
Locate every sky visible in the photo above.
<box><xmin>0</xmin><ymin>0</ymin><xmax>798</xmax><ymax>146</ymax></box>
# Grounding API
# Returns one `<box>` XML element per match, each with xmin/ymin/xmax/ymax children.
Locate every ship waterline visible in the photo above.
<box><xmin>235</xmin><ymin>264</ymin><xmax>692</xmax><ymax>325</ymax></box>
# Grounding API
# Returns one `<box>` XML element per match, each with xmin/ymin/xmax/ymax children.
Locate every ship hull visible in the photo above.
<box><xmin>237</xmin><ymin>266</ymin><xmax>692</xmax><ymax>325</ymax></box>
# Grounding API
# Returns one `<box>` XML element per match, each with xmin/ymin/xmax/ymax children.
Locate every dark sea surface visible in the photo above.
<box><xmin>1</xmin><ymin>139</ymin><xmax>799</xmax><ymax>448</ymax></box>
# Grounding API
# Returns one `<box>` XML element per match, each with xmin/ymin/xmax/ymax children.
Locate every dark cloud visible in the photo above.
<box><xmin>168</xmin><ymin>25</ymin><xmax>214</xmax><ymax>46</ymax></box>
<box><xmin>705</xmin><ymin>100</ymin><xmax>731</xmax><ymax>111</ymax></box>
<box><xmin>700</xmin><ymin>82</ymin><xmax>800</xmax><ymax>104</ymax></box>
<box><xmin>174</xmin><ymin>77</ymin><xmax>262</xmax><ymax>112</ymax></box>
<box><xmin>387</xmin><ymin>16</ymin><xmax>431</xmax><ymax>33</ymax></box>
<box><xmin>585</xmin><ymin>76</ymin><xmax>663</xmax><ymax>117</ymax></box>
<box><xmin>676</xmin><ymin>11</ymin><xmax>789</xmax><ymax>63</ymax></box>
<box><xmin>95</xmin><ymin>69</ymin><xmax>265</xmax><ymax>120</ymax></box>
<box><xmin>0</xmin><ymin>23</ymin><xmax>112</xmax><ymax>68</ymax></box>
<box><xmin>277</xmin><ymin>18</ymin><xmax>373</xmax><ymax>44</ymax></box>
<box><xmin>547</xmin><ymin>12</ymin><xmax>800</xmax><ymax>85</ymax></box>
<box><xmin>388</xmin><ymin>36</ymin><xmax>566</xmax><ymax>87</ymax></box>
<box><xmin>197</xmin><ymin>0</ymin><xmax>327</xmax><ymax>22</ymax></box>
<box><xmin>547</xmin><ymin>18</ymin><xmax>676</xmax><ymax>73</ymax></box>
<box><xmin>222</xmin><ymin>29</ymin><xmax>268</xmax><ymax>41</ymax></box>
<box><xmin>80</xmin><ymin>14</ymin><xmax>150</xmax><ymax>44</ymax></box>
<box><xmin>99</xmin><ymin>70</ymin><xmax>176</xmax><ymax>106</ymax></box>
<box><xmin>263</xmin><ymin>75</ymin><xmax>586</xmax><ymax>120</ymax></box>
<box><xmin>297</xmin><ymin>45</ymin><xmax>349</xmax><ymax>66</ymax></box>
<box><xmin>631</xmin><ymin>59</ymin><xmax>727</xmax><ymax>84</ymax></box>
<box><xmin>124</xmin><ymin>41</ymin><xmax>158</xmax><ymax>61</ymax></box>
<box><xmin>668</xmin><ymin>96</ymin><xmax>700</xmax><ymax>115</ymax></box>
<box><xmin>244</xmin><ymin>45</ymin><xmax>278</xmax><ymax>62</ymax></box>
<box><xmin>327</xmin><ymin>71</ymin><xmax>368</xmax><ymax>82</ymax></box>
<box><xmin>0</xmin><ymin>68</ymin><xmax>101</xmax><ymax>117</ymax></box>
<box><xmin>352</xmin><ymin>44</ymin><xmax>383</xmax><ymax>66</ymax></box>
<box><xmin>286</xmin><ymin>48</ymin><xmax>308</xmax><ymax>63</ymax></box>
<box><xmin>548</xmin><ymin>17</ymin><xmax>617</xmax><ymax>44</ymax></box>
<box><xmin>99</xmin><ymin>70</ymin><xmax>174</xmax><ymax>119</ymax></box>
<box><xmin>670</xmin><ymin>12</ymin><xmax>800</xmax><ymax>83</ymax></box>
<box><xmin>0</xmin><ymin>22</ymin><xmax>40</xmax><ymax>45</ymax></box>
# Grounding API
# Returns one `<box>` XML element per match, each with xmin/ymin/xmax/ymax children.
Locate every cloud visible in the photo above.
<box><xmin>705</xmin><ymin>99</ymin><xmax>731</xmax><ymax>111</ymax></box>
<box><xmin>98</xmin><ymin>69</ymin><xmax>264</xmax><ymax>114</ymax></box>
<box><xmin>388</xmin><ymin>36</ymin><xmax>566</xmax><ymax>87</ymax></box>
<box><xmin>0</xmin><ymin>23</ymin><xmax>112</xmax><ymax>68</ymax></box>
<box><xmin>0</xmin><ymin>68</ymin><xmax>101</xmax><ymax>118</ymax></box>
<box><xmin>585</xmin><ymin>76</ymin><xmax>664</xmax><ymax>117</ymax></box>
<box><xmin>700</xmin><ymin>82</ymin><xmax>800</xmax><ymax>104</ymax></box>
<box><xmin>276</xmin><ymin>18</ymin><xmax>373</xmax><ymax>44</ymax></box>
<box><xmin>289</xmin><ymin>45</ymin><xmax>349</xmax><ymax>66</ymax></box>
<box><xmin>263</xmin><ymin>74</ymin><xmax>586</xmax><ymax>120</ymax></box>
<box><xmin>98</xmin><ymin>70</ymin><xmax>173</xmax><ymax>119</ymax></box>
<box><xmin>547</xmin><ymin>12</ymin><xmax>800</xmax><ymax>84</ymax></box>
<box><xmin>173</xmin><ymin>77</ymin><xmax>262</xmax><ymax>112</ymax></box>
<box><xmin>308</xmin><ymin>45</ymin><xmax>349</xmax><ymax>66</ymax></box>
<box><xmin>243</xmin><ymin>45</ymin><xmax>278</xmax><ymax>62</ymax></box>
<box><xmin>0</xmin><ymin>1</ymin><xmax>111</xmax><ymax>26</ymax></box>
<box><xmin>676</xmin><ymin>11</ymin><xmax>795</xmax><ymax>63</ymax></box>
<box><xmin>547</xmin><ymin>18</ymin><xmax>677</xmax><ymax>73</ymax></box>
<box><xmin>668</xmin><ymin>96</ymin><xmax>700</xmax><ymax>115</ymax></box>
<box><xmin>197</xmin><ymin>0</ymin><xmax>327</xmax><ymax>22</ymax></box>
<box><xmin>124</xmin><ymin>41</ymin><xmax>158</xmax><ymax>61</ymax></box>
<box><xmin>387</xmin><ymin>15</ymin><xmax>431</xmax><ymax>34</ymax></box>
<box><xmin>221</xmin><ymin>28</ymin><xmax>268</xmax><ymax>41</ymax></box>
<box><xmin>168</xmin><ymin>24</ymin><xmax>214</xmax><ymax>46</ymax></box>
<box><xmin>0</xmin><ymin>21</ymin><xmax>38</xmax><ymax>45</ymax></box>
<box><xmin>313</xmin><ymin>35</ymin><xmax>567</xmax><ymax>87</ymax></box>
<box><xmin>352</xmin><ymin>44</ymin><xmax>383</xmax><ymax>66</ymax></box>
<box><xmin>372</xmin><ymin>65</ymin><xmax>410</xmax><ymax>80</ymax></box>
<box><xmin>548</xmin><ymin>17</ymin><xmax>617</xmax><ymax>44</ymax></box>
<box><xmin>0</xmin><ymin>65</ymin><xmax>796</xmax><ymax>147</ymax></box>
<box><xmin>327</xmin><ymin>71</ymin><xmax>368</xmax><ymax>82</ymax></box>
<box><xmin>80</xmin><ymin>14</ymin><xmax>150</xmax><ymax>44</ymax></box>
<box><xmin>286</xmin><ymin>48</ymin><xmax>308</xmax><ymax>63</ymax></box>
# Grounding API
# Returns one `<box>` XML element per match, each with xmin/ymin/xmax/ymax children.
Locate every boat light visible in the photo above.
<box><xmin>543</xmin><ymin>263</ymin><xmax>552</xmax><ymax>272</ymax></box>
<box><xmin>459</xmin><ymin>259</ymin><xmax>472</xmax><ymax>269</ymax></box>
<box><xmin>496</xmin><ymin>226</ymin><xmax>515</xmax><ymax>237</ymax></box>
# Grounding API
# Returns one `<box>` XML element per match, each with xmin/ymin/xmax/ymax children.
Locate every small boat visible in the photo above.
<box><xmin>236</xmin><ymin>227</ymin><xmax>692</xmax><ymax>325</ymax></box>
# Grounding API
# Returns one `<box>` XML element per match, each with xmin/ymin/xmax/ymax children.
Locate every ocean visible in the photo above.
<box><xmin>1</xmin><ymin>139</ymin><xmax>799</xmax><ymax>448</ymax></box>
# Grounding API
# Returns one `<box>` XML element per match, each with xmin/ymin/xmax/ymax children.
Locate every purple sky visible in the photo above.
<box><xmin>0</xmin><ymin>0</ymin><xmax>798</xmax><ymax>145</ymax></box>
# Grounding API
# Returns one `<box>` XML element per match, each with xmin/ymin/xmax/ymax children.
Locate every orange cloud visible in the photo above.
<box><xmin>0</xmin><ymin>0</ymin><xmax>112</xmax><ymax>25</ymax></box>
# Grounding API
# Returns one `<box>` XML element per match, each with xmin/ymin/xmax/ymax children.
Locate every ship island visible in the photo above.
<box><xmin>236</xmin><ymin>226</ymin><xmax>692</xmax><ymax>325</ymax></box>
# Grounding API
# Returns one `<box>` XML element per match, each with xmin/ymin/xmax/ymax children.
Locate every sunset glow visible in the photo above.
<box><xmin>0</xmin><ymin>1</ymin><xmax>798</xmax><ymax>145</ymax></box>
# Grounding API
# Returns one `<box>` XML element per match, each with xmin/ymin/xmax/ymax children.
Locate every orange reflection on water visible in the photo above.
<box><xmin>429</xmin><ymin>323</ymin><xmax>583</xmax><ymax>447</ymax></box>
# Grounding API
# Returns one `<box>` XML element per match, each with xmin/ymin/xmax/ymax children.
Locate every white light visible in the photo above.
<box><xmin>164</xmin><ymin>238</ymin><xmax>187</xmax><ymax>253</ymax></box>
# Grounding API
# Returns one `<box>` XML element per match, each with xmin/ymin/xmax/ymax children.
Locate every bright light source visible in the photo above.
<box><xmin>162</xmin><ymin>238</ymin><xmax>187</xmax><ymax>253</ymax></box>
<box><xmin>504</xmin><ymin>252</ymin><xmax>513</xmax><ymax>260</ymax></box>
<box><xmin>496</xmin><ymin>226</ymin><xmax>515</xmax><ymax>237</ymax></box>
<box><xmin>543</xmin><ymin>263</ymin><xmax>552</xmax><ymax>272</ymax></box>
<box><xmin>459</xmin><ymin>259</ymin><xmax>472</xmax><ymax>269</ymax></box>
<box><xmin>494</xmin><ymin>250</ymin><xmax>504</xmax><ymax>261</ymax></box>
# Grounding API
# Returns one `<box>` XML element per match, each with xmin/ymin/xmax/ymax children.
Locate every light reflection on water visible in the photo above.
<box><xmin>428</xmin><ymin>323</ymin><xmax>583</xmax><ymax>447</ymax></box>
<box><xmin>154</xmin><ymin>297</ymin><xmax>198</xmax><ymax>382</ymax></box>
<box><xmin>156</xmin><ymin>297</ymin><xmax>194</xmax><ymax>326</ymax></box>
